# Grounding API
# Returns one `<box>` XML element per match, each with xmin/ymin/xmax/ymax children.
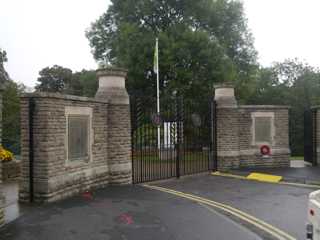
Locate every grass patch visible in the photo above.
<box><xmin>290</xmin><ymin>156</ymin><xmax>304</xmax><ymax>161</ymax></box>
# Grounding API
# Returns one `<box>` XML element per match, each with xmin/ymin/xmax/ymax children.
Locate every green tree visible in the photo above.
<box><xmin>86</xmin><ymin>0</ymin><xmax>258</xmax><ymax>101</ymax></box>
<box><xmin>2</xmin><ymin>80</ymin><xmax>26</xmax><ymax>154</ymax></box>
<box><xmin>35</xmin><ymin>66</ymin><xmax>98</xmax><ymax>97</ymax></box>
<box><xmin>70</xmin><ymin>70</ymin><xmax>98</xmax><ymax>97</ymax></box>
<box><xmin>35</xmin><ymin>65</ymin><xmax>73</xmax><ymax>93</ymax></box>
<box><xmin>0</xmin><ymin>48</ymin><xmax>25</xmax><ymax>155</ymax></box>
<box><xmin>248</xmin><ymin>59</ymin><xmax>320</xmax><ymax>156</ymax></box>
<box><xmin>0</xmin><ymin>48</ymin><xmax>9</xmax><ymax>85</ymax></box>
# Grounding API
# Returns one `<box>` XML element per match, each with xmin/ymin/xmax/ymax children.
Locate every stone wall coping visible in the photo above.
<box><xmin>214</xmin><ymin>82</ymin><xmax>234</xmax><ymax>89</ymax></box>
<box><xmin>239</xmin><ymin>105</ymin><xmax>291</xmax><ymax>109</ymax></box>
<box><xmin>21</xmin><ymin>92</ymin><xmax>109</xmax><ymax>104</ymax></box>
<box><xmin>96</xmin><ymin>67</ymin><xmax>128</xmax><ymax>78</ymax></box>
<box><xmin>311</xmin><ymin>106</ymin><xmax>320</xmax><ymax>110</ymax></box>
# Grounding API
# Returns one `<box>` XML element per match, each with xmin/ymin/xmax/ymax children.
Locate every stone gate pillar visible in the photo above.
<box><xmin>0</xmin><ymin>85</ymin><xmax>5</xmax><ymax>226</ymax></box>
<box><xmin>95</xmin><ymin>67</ymin><xmax>132</xmax><ymax>184</ymax></box>
<box><xmin>214</xmin><ymin>84</ymin><xmax>240</xmax><ymax>170</ymax></box>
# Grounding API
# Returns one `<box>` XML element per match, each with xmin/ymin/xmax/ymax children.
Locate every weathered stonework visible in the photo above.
<box><xmin>107</xmin><ymin>104</ymin><xmax>132</xmax><ymax>184</ymax></box>
<box><xmin>238</xmin><ymin>106</ymin><xmax>290</xmax><ymax>168</ymax></box>
<box><xmin>215</xmin><ymin>85</ymin><xmax>290</xmax><ymax>170</ymax></box>
<box><xmin>2</xmin><ymin>160</ymin><xmax>21</xmax><ymax>181</ymax></box>
<box><xmin>216</xmin><ymin>107</ymin><xmax>240</xmax><ymax>170</ymax></box>
<box><xmin>19</xmin><ymin>67</ymin><xmax>132</xmax><ymax>203</ymax></box>
<box><xmin>19</xmin><ymin>94</ymin><xmax>110</xmax><ymax>202</ymax></box>
<box><xmin>215</xmin><ymin>85</ymin><xmax>240</xmax><ymax>170</ymax></box>
<box><xmin>96</xmin><ymin>68</ymin><xmax>132</xmax><ymax>184</ymax></box>
<box><xmin>0</xmin><ymin>86</ymin><xmax>5</xmax><ymax>226</ymax></box>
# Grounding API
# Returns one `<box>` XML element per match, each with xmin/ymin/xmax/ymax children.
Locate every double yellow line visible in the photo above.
<box><xmin>143</xmin><ymin>184</ymin><xmax>296</xmax><ymax>240</ymax></box>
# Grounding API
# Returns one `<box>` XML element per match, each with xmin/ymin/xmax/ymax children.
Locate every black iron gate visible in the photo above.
<box><xmin>304</xmin><ymin>109</ymin><xmax>317</xmax><ymax>165</ymax></box>
<box><xmin>131</xmin><ymin>95</ymin><xmax>217</xmax><ymax>184</ymax></box>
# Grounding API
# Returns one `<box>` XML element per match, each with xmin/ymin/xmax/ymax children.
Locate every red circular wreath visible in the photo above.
<box><xmin>260</xmin><ymin>145</ymin><xmax>271</xmax><ymax>156</ymax></box>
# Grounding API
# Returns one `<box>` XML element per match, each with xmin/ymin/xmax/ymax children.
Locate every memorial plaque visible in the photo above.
<box><xmin>68</xmin><ymin>116</ymin><xmax>89</xmax><ymax>161</ymax></box>
<box><xmin>255</xmin><ymin>117</ymin><xmax>272</xmax><ymax>143</ymax></box>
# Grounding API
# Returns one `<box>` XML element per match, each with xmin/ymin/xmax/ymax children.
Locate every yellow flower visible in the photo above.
<box><xmin>0</xmin><ymin>145</ymin><xmax>14</xmax><ymax>162</ymax></box>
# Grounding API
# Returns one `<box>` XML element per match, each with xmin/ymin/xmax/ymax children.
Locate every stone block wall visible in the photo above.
<box><xmin>107</xmin><ymin>104</ymin><xmax>132</xmax><ymax>184</ymax></box>
<box><xmin>216</xmin><ymin>107</ymin><xmax>240</xmax><ymax>170</ymax></box>
<box><xmin>2</xmin><ymin>160</ymin><xmax>21</xmax><ymax>181</ymax></box>
<box><xmin>215</xmin><ymin>85</ymin><xmax>290</xmax><ymax>170</ymax></box>
<box><xmin>95</xmin><ymin>68</ymin><xmax>132</xmax><ymax>184</ymax></box>
<box><xmin>19</xmin><ymin>94</ymin><xmax>110</xmax><ymax>202</ymax></box>
<box><xmin>238</xmin><ymin>106</ymin><xmax>290</xmax><ymax>168</ymax></box>
<box><xmin>19</xmin><ymin>67</ymin><xmax>132</xmax><ymax>203</ymax></box>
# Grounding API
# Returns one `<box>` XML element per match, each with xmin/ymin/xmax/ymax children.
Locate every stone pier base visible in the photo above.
<box><xmin>214</xmin><ymin>84</ymin><xmax>290</xmax><ymax>170</ymax></box>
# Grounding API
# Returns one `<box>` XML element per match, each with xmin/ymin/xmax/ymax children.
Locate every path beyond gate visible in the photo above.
<box><xmin>131</xmin><ymin>95</ymin><xmax>217</xmax><ymax>183</ymax></box>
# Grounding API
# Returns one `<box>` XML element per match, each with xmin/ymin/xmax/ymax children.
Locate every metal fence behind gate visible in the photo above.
<box><xmin>304</xmin><ymin>109</ymin><xmax>317</xmax><ymax>165</ymax></box>
<box><xmin>131</xmin><ymin>95</ymin><xmax>217</xmax><ymax>184</ymax></box>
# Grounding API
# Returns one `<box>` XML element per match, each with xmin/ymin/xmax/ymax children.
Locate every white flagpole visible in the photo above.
<box><xmin>156</xmin><ymin>38</ymin><xmax>161</xmax><ymax>151</ymax></box>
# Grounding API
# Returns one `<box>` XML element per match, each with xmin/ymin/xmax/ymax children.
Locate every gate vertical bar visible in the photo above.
<box><xmin>176</xmin><ymin>95</ymin><xmax>182</xmax><ymax>178</ymax></box>
<box><xmin>288</xmin><ymin>107</ymin><xmax>292</xmax><ymax>159</ymax></box>
<box><xmin>313</xmin><ymin>109</ymin><xmax>317</xmax><ymax>166</ymax></box>
<box><xmin>130</xmin><ymin>97</ymin><xmax>135</xmax><ymax>184</ymax></box>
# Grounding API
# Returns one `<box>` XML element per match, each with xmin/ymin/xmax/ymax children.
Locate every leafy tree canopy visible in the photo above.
<box><xmin>248</xmin><ymin>59</ymin><xmax>320</xmax><ymax>155</ymax></box>
<box><xmin>35</xmin><ymin>65</ymin><xmax>97</xmax><ymax>97</ymax></box>
<box><xmin>2</xmin><ymin>80</ymin><xmax>26</xmax><ymax>154</ymax></box>
<box><xmin>69</xmin><ymin>70</ymin><xmax>98</xmax><ymax>97</ymax></box>
<box><xmin>86</xmin><ymin>0</ymin><xmax>258</xmax><ymax>100</ymax></box>
<box><xmin>0</xmin><ymin>48</ymin><xmax>9</xmax><ymax>86</ymax></box>
<box><xmin>35</xmin><ymin>65</ymin><xmax>73</xmax><ymax>93</ymax></box>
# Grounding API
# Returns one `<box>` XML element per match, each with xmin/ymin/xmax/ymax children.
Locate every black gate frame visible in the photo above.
<box><xmin>131</xmin><ymin>95</ymin><xmax>217</xmax><ymax>184</ymax></box>
<box><xmin>304</xmin><ymin>108</ymin><xmax>317</xmax><ymax>165</ymax></box>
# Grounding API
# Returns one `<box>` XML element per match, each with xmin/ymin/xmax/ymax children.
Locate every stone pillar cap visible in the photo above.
<box><xmin>96</xmin><ymin>67</ymin><xmax>128</xmax><ymax>78</ymax></box>
<box><xmin>214</xmin><ymin>82</ymin><xmax>237</xmax><ymax>107</ymax></box>
<box><xmin>214</xmin><ymin>82</ymin><xmax>234</xmax><ymax>89</ymax></box>
<box><xmin>95</xmin><ymin>66</ymin><xmax>129</xmax><ymax>104</ymax></box>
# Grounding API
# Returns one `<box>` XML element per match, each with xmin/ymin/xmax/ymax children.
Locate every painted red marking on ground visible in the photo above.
<box><xmin>82</xmin><ymin>191</ymin><xmax>93</xmax><ymax>200</ymax></box>
<box><xmin>119</xmin><ymin>213</ymin><xmax>133</xmax><ymax>225</ymax></box>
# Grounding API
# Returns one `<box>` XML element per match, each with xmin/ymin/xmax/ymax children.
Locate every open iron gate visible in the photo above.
<box><xmin>131</xmin><ymin>95</ymin><xmax>217</xmax><ymax>184</ymax></box>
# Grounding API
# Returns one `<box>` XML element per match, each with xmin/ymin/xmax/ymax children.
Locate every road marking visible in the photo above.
<box><xmin>198</xmin><ymin>203</ymin><xmax>265</xmax><ymax>239</ymax></box>
<box><xmin>212</xmin><ymin>171</ymin><xmax>320</xmax><ymax>189</ymax></box>
<box><xmin>143</xmin><ymin>184</ymin><xmax>296</xmax><ymax>240</ymax></box>
<box><xmin>212</xmin><ymin>171</ymin><xmax>247</xmax><ymax>179</ymax></box>
<box><xmin>247</xmin><ymin>172</ymin><xmax>282</xmax><ymax>183</ymax></box>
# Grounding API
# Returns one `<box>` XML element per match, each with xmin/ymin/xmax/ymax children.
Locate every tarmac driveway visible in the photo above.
<box><xmin>0</xmin><ymin>185</ymin><xmax>261</xmax><ymax>240</ymax></box>
<box><xmin>153</xmin><ymin>174</ymin><xmax>314</xmax><ymax>240</ymax></box>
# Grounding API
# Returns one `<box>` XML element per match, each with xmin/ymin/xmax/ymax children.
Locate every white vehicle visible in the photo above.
<box><xmin>307</xmin><ymin>190</ymin><xmax>320</xmax><ymax>239</ymax></box>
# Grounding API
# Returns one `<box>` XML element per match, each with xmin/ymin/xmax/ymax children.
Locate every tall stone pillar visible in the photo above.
<box><xmin>95</xmin><ymin>67</ymin><xmax>132</xmax><ymax>184</ymax></box>
<box><xmin>0</xmin><ymin>85</ymin><xmax>5</xmax><ymax>226</ymax></box>
<box><xmin>214</xmin><ymin>84</ymin><xmax>240</xmax><ymax>170</ymax></box>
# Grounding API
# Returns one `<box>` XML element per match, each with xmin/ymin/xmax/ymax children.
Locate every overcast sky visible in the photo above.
<box><xmin>1</xmin><ymin>0</ymin><xmax>320</xmax><ymax>87</ymax></box>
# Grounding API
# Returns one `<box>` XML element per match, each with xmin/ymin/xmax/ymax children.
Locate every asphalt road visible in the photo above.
<box><xmin>0</xmin><ymin>173</ymin><xmax>313</xmax><ymax>240</ymax></box>
<box><xmin>0</xmin><ymin>185</ymin><xmax>261</xmax><ymax>240</ymax></box>
<box><xmin>153</xmin><ymin>174</ymin><xmax>314</xmax><ymax>240</ymax></box>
